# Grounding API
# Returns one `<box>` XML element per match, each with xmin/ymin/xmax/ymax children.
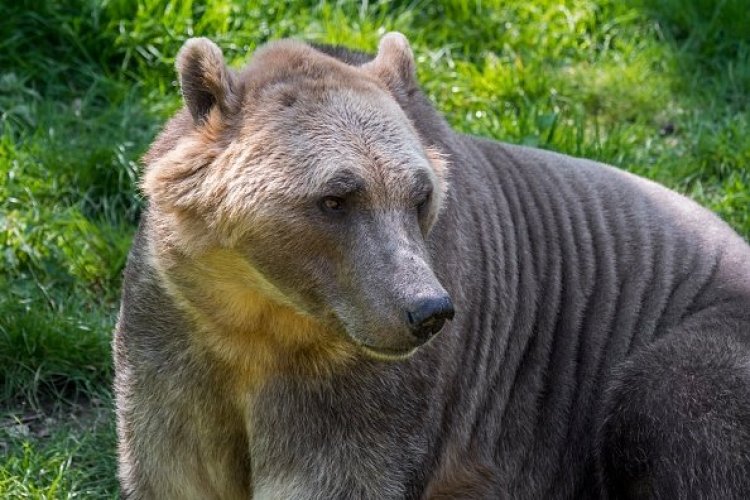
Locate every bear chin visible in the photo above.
<box><xmin>358</xmin><ymin>343</ymin><xmax>420</xmax><ymax>361</ymax></box>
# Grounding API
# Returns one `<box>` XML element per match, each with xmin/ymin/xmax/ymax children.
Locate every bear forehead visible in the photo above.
<box><xmin>275</xmin><ymin>89</ymin><xmax>425</xmax><ymax>160</ymax></box>
<box><xmin>239</xmin><ymin>39</ymin><xmax>383</xmax><ymax>99</ymax></box>
<box><xmin>266</xmin><ymin>92</ymin><xmax>432</xmax><ymax>197</ymax></box>
<box><xmin>228</xmin><ymin>43</ymin><xmax>434</xmax><ymax>196</ymax></box>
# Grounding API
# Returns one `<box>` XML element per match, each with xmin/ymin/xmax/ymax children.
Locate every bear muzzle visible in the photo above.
<box><xmin>353</xmin><ymin>291</ymin><xmax>455</xmax><ymax>361</ymax></box>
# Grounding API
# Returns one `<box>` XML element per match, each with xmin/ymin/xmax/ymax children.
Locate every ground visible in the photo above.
<box><xmin>1</xmin><ymin>0</ymin><xmax>748</xmax><ymax>497</ymax></box>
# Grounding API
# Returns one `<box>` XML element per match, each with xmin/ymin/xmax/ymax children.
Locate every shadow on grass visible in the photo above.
<box><xmin>637</xmin><ymin>0</ymin><xmax>749</xmax><ymax>115</ymax></box>
<box><xmin>629</xmin><ymin>0</ymin><xmax>750</xmax><ymax>236</ymax></box>
<box><xmin>1</xmin><ymin>1</ymin><xmax>155</xmax><ymax>406</ymax></box>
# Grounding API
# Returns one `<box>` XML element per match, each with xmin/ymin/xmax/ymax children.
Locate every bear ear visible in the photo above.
<box><xmin>363</xmin><ymin>32</ymin><xmax>418</xmax><ymax>97</ymax></box>
<box><xmin>176</xmin><ymin>37</ymin><xmax>240</xmax><ymax>124</ymax></box>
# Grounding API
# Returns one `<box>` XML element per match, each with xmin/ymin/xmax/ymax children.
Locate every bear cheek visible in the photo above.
<box><xmin>245</xmin><ymin>224</ymin><xmax>337</xmax><ymax>309</ymax></box>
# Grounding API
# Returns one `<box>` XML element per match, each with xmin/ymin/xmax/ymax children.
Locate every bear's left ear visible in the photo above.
<box><xmin>362</xmin><ymin>32</ymin><xmax>418</xmax><ymax>98</ymax></box>
<box><xmin>176</xmin><ymin>37</ymin><xmax>240</xmax><ymax>124</ymax></box>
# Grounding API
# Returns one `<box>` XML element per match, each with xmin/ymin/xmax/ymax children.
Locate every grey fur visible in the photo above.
<box><xmin>115</xmin><ymin>39</ymin><xmax>750</xmax><ymax>499</ymax></box>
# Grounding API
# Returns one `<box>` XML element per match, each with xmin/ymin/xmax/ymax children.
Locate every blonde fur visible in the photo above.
<box><xmin>151</xmin><ymin>244</ymin><xmax>357</xmax><ymax>392</ymax></box>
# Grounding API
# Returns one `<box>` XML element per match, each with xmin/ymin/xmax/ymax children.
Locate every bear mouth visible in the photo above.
<box><xmin>359</xmin><ymin>343</ymin><xmax>419</xmax><ymax>361</ymax></box>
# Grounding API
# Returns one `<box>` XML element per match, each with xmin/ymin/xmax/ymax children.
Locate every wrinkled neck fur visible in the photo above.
<box><xmin>147</xmin><ymin>232</ymin><xmax>356</xmax><ymax>387</ymax></box>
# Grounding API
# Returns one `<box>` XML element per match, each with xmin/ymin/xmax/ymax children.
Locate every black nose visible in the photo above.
<box><xmin>406</xmin><ymin>295</ymin><xmax>455</xmax><ymax>341</ymax></box>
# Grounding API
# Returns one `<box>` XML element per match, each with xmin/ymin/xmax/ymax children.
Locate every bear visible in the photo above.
<box><xmin>114</xmin><ymin>32</ymin><xmax>750</xmax><ymax>499</ymax></box>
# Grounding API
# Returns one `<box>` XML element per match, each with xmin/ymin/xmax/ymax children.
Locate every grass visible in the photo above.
<box><xmin>1</xmin><ymin>0</ymin><xmax>748</xmax><ymax>496</ymax></box>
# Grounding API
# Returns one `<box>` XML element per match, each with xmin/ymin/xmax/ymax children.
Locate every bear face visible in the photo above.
<box><xmin>141</xmin><ymin>34</ymin><xmax>454</xmax><ymax>367</ymax></box>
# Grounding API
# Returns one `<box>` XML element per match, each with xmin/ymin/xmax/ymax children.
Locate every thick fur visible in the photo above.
<box><xmin>115</xmin><ymin>34</ymin><xmax>750</xmax><ymax>499</ymax></box>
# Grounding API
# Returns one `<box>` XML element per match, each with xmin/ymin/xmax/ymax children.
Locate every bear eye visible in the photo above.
<box><xmin>319</xmin><ymin>196</ymin><xmax>345</xmax><ymax>214</ymax></box>
<box><xmin>416</xmin><ymin>191</ymin><xmax>432</xmax><ymax>215</ymax></box>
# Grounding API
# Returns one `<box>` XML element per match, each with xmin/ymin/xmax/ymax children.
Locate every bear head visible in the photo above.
<box><xmin>141</xmin><ymin>33</ymin><xmax>454</xmax><ymax>366</ymax></box>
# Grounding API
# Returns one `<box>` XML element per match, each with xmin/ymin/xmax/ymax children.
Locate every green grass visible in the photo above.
<box><xmin>1</xmin><ymin>0</ymin><xmax>748</xmax><ymax>496</ymax></box>
<box><xmin>0</xmin><ymin>400</ymin><xmax>116</xmax><ymax>498</ymax></box>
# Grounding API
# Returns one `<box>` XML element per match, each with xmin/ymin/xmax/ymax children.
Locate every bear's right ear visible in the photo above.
<box><xmin>176</xmin><ymin>37</ymin><xmax>240</xmax><ymax>124</ymax></box>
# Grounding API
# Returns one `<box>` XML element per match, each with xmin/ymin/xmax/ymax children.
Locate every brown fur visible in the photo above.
<box><xmin>140</xmin><ymin>36</ymin><xmax>449</xmax><ymax>365</ymax></box>
<box><xmin>176</xmin><ymin>37</ymin><xmax>240</xmax><ymax>122</ymax></box>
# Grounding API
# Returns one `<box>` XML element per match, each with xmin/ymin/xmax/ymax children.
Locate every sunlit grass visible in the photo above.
<box><xmin>1</xmin><ymin>0</ymin><xmax>748</xmax><ymax>496</ymax></box>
